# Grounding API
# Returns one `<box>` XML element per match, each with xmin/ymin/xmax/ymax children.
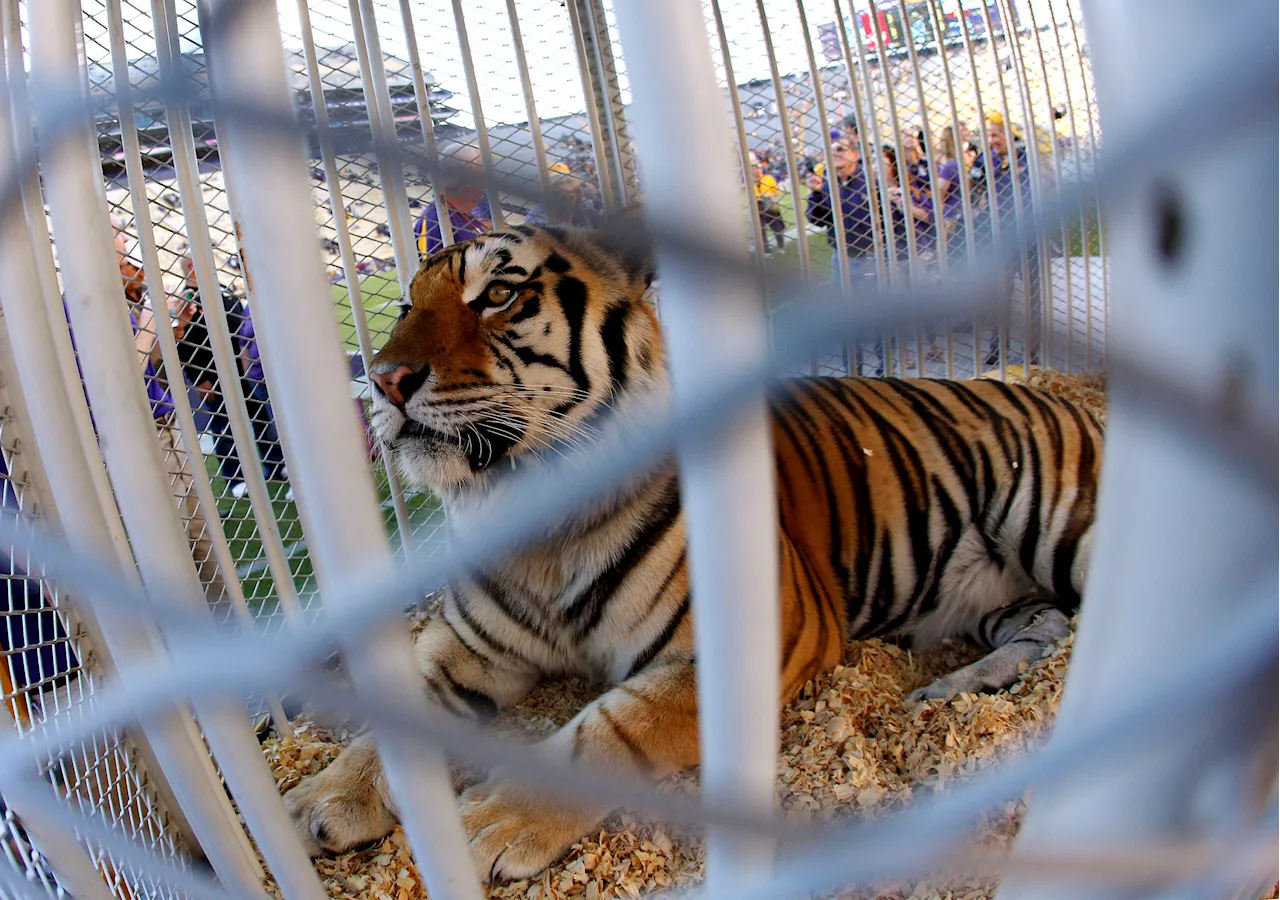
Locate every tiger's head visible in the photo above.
<box><xmin>368</xmin><ymin>225</ymin><xmax>665</xmax><ymax>494</ymax></box>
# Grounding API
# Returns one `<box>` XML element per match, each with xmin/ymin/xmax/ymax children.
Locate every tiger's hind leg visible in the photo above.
<box><xmin>908</xmin><ymin>595</ymin><xmax>1070</xmax><ymax>703</ymax></box>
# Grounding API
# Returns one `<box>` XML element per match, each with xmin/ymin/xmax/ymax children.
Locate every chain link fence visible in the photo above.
<box><xmin>5</xmin><ymin>1</ymin><xmax>1269</xmax><ymax>900</ymax></box>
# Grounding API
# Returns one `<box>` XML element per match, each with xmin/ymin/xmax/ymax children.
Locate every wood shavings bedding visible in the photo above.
<box><xmin>260</xmin><ymin>372</ymin><xmax>1104</xmax><ymax>900</ymax></box>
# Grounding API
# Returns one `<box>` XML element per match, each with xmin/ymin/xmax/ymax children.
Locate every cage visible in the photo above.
<box><xmin>0</xmin><ymin>0</ymin><xmax>1273</xmax><ymax>899</ymax></box>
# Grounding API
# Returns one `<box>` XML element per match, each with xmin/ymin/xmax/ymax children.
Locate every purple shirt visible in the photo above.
<box><xmin>237</xmin><ymin>310</ymin><xmax>264</xmax><ymax>385</ymax></box>
<box><xmin>65</xmin><ymin>299</ymin><xmax>172</xmax><ymax>421</ymax></box>
<box><xmin>937</xmin><ymin>157</ymin><xmax>964</xmax><ymax>221</ymax></box>
<box><xmin>414</xmin><ymin>197</ymin><xmax>493</xmax><ymax>257</ymax></box>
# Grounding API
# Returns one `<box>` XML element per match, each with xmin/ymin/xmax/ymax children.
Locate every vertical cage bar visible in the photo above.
<box><xmin>952</xmin><ymin>0</ymin><xmax>1006</xmax><ymax>378</ymax></box>
<box><xmin>0</xmin><ymin>714</ymin><xmax>115</xmax><ymax>900</ymax></box>
<box><xmin>708</xmin><ymin>0</ymin><xmax>767</xmax><ymax>267</ymax></box>
<box><xmin>575</xmin><ymin>0</ymin><xmax>630</xmax><ymax>210</ymax></box>
<box><xmin>563</xmin><ymin>0</ymin><xmax>615</xmax><ymax>212</ymax></box>
<box><xmin>1056</xmin><ymin>0</ymin><xmax>1103</xmax><ymax>368</ymax></box>
<box><xmin>395</xmin><ymin>0</ymin><xmax>453</xmax><ymax>247</ymax></box>
<box><xmin>505</xmin><ymin>0</ymin><xmax>553</xmax><ymax>216</ymax></box>
<box><xmin>116</xmin><ymin>0</ymin><xmax>291</xmax><ymax>734</ymax></box>
<box><xmin>200</xmin><ymin>3</ymin><xmax>483</xmax><ymax>896</ymax></box>
<box><xmin>1021</xmin><ymin>1</ymin><xmax>1071</xmax><ymax>372</ymax></box>
<box><xmin>998</xmin><ymin>0</ymin><xmax>1277</xmax><ymax>893</ymax></box>
<box><xmin>26</xmin><ymin>0</ymin><xmax>272</xmax><ymax>891</ymax></box>
<box><xmin>613</xmin><ymin>1</ymin><xmax>781</xmax><ymax>895</ymax></box>
<box><xmin>292</xmin><ymin>0</ymin><xmax>415</xmax><ymax>560</ymax></box>
<box><xmin>0</xmin><ymin>0</ymin><xmax>208</xmax><ymax>860</ymax></box>
<box><xmin>1</xmin><ymin>0</ymin><xmax>131</xmax><ymax>569</ymax></box>
<box><xmin>448</xmin><ymin>0</ymin><xmax>506</xmax><ymax>231</ymax></box>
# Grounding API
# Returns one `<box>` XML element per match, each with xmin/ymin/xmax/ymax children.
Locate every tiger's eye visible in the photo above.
<box><xmin>486</xmin><ymin>284</ymin><xmax>514</xmax><ymax>306</ymax></box>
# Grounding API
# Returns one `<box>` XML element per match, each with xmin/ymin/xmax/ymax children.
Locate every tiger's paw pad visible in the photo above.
<box><xmin>283</xmin><ymin>766</ymin><xmax>396</xmax><ymax>858</ymax></box>
<box><xmin>460</xmin><ymin>780</ymin><xmax>591</xmax><ymax>883</ymax></box>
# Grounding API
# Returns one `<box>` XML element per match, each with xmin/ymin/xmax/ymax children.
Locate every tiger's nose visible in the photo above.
<box><xmin>370</xmin><ymin>364</ymin><xmax>427</xmax><ymax>407</ymax></box>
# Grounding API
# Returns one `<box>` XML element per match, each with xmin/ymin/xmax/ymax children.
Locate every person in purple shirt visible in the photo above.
<box><xmin>64</xmin><ymin>260</ymin><xmax>224</xmax><ymax>600</ymax></box>
<box><xmin>414</xmin><ymin>143</ymin><xmax>493</xmax><ymax>257</ymax></box>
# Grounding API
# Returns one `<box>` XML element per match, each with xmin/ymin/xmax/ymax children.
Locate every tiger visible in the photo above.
<box><xmin>283</xmin><ymin>223</ymin><xmax>1104</xmax><ymax>882</ymax></box>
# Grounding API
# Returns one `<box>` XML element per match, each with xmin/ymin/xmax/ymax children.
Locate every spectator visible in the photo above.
<box><xmin>932</xmin><ymin>122</ymin><xmax>970</xmax><ymax>263</ymax></box>
<box><xmin>414</xmin><ymin>143</ymin><xmax>493</xmax><ymax>257</ymax></box>
<box><xmin>805</xmin><ymin>134</ymin><xmax>876</xmax><ymax>282</ymax></box>
<box><xmin>64</xmin><ymin>254</ymin><xmax>226</xmax><ymax>601</ymax></box>
<box><xmin>525</xmin><ymin>167</ymin><xmax>602</xmax><ymax>228</ymax></box>
<box><xmin>748</xmin><ymin>151</ymin><xmax>786</xmax><ymax>255</ymax></box>
<box><xmin>174</xmin><ymin>257</ymin><xmax>286</xmax><ymax>500</ymax></box>
<box><xmin>805</xmin><ymin>134</ymin><xmax>884</xmax><ymax>376</ymax></box>
<box><xmin>881</xmin><ymin>144</ymin><xmax>933</xmax><ymax>260</ymax></box>
<box><xmin>970</xmin><ymin>112</ymin><xmax>1040</xmax><ymax>367</ymax></box>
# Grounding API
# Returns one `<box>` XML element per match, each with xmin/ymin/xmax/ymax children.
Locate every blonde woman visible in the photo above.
<box><xmin>933</xmin><ymin>122</ymin><xmax>969</xmax><ymax>263</ymax></box>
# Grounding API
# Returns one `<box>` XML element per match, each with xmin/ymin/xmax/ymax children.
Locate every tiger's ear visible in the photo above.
<box><xmin>587</xmin><ymin>206</ymin><xmax>654</xmax><ymax>292</ymax></box>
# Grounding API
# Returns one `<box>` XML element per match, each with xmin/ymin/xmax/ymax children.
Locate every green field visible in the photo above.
<box><xmin>332</xmin><ymin>270</ymin><xmax>402</xmax><ymax>354</ymax></box>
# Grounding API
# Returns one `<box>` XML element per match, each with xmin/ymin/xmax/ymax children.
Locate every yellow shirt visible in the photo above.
<box><xmin>754</xmin><ymin>174</ymin><xmax>780</xmax><ymax>202</ymax></box>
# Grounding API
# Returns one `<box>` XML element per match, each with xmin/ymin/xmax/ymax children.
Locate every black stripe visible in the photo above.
<box><xmin>424</xmin><ymin>676</ymin><xmax>470</xmax><ymax>718</ymax></box>
<box><xmin>599</xmin><ymin>708</ymin><xmax>655</xmax><ymax>774</ymax></box>
<box><xmin>451</xmin><ymin>594</ymin><xmax>522</xmax><ymax>662</ymax></box>
<box><xmin>601</xmin><ymin>302</ymin><xmax>632</xmax><ymax>397</ymax></box>
<box><xmin>506</xmin><ymin>294</ymin><xmax>542</xmax><ymax>325</ymax></box>
<box><xmin>470</xmin><ymin>572</ymin><xmax>552</xmax><ymax>645</ymax></box>
<box><xmin>565</xmin><ymin>485</ymin><xmax>683</xmax><ymax>637</ymax></box>
<box><xmin>626</xmin><ymin>594</ymin><xmax>690</xmax><ymax>678</ymax></box>
<box><xmin>439</xmin><ymin>666</ymin><xmax>498</xmax><ymax>721</ymax></box>
<box><xmin>544</xmin><ymin>251</ymin><xmax>572</xmax><ymax>273</ymax></box>
<box><xmin>909</xmin><ymin>475</ymin><xmax>965</xmax><ymax>620</ymax></box>
<box><xmin>556</xmin><ymin>276</ymin><xmax>591</xmax><ymax>393</ymax></box>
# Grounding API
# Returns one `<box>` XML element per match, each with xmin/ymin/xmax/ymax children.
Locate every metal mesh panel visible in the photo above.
<box><xmin>0</xmin><ymin>358</ymin><xmax>189</xmax><ymax>900</ymax></box>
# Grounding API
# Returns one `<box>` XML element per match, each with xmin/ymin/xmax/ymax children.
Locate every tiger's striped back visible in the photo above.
<box><xmin>769</xmin><ymin>376</ymin><xmax>1103</xmax><ymax>694</ymax></box>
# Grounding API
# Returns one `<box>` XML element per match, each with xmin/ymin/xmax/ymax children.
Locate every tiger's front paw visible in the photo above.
<box><xmin>460</xmin><ymin>778</ymin><xmax>602</xmax><ymax>883</ymax></box>
<box><xmin>283</xmin><ymin>740</ymin><xmax>397</xmax><ymax>857</ymax></box>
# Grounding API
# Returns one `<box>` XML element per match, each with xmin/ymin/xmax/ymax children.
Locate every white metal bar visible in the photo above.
<box><xmin>1055</xmin><ymin>0</ymin><xmax>1101</xmax><ymax>369</ymax></box>
<box><xmin>993</xmin><ymin>0</ymin><xmax>1050</xmax><ymax>368</ymax></box>
<box><xmin>291</xmin><ymin>0</ymin><xmax>416</xmax><ymax>568</ymax></box>
<box><xmin>563</xmin><ymin>0</ymin><xmax>616</xmax><ymax>213</ymax></box>
<box><xmin>112</xmin><ymin>0</ymin><xmax>290</xmax><ymax>734</ymax></box>
<box><xmin>200</xmin><ymin>4</ymin><xmax>482</xmax><ymax>897</ymax></box>
<box><xmin>24</xmin><ymin>0</ymin><xmax>269</xmax><ymax>891</ymax></box>
<box><xmin>0</xmin><ymin>714</ymin><xmax>114</xmax><ymax>900</ymax></box>
<box><xmin>331</xmin><ymin>0</ymin><xmax>415</xmax><ymax>549</ymax></box>
<box><xmin>753</xmin><ymin>0</ymin><xmax>811</xmax><ymax>280</ymax></box>
<box><xmin>577</xmin><ymin>0</ymin><xmax>628</xmax><ymax>211</ymax></box>
<box><xmin>998</xmin><ymin>0</ymin><xmax>1278</xmax><ymax>893</ymax></box>
<box><xmin>394</xmin><ymin>0</ymin><xmax>453</xmax><ymax>247</ymax></box>
<box><xmin>974</xmin><ymin>0</ymin><xmax>1031</xmax><ymax>374</ymax></box>
<box><xmin>924</xmin><ymin>0</ymin><xmax>980</xmax><ymax>378</ymax></box>
<box><xmin>1</xmin><ymin>0</ymin><xmax>132</xmax><ymax>569</ymax></box>
<box><xmin>1021</xmin><ymin>1</ymin><xmax>1071</xmax><ymax>371</ymax></box>
<box><xmin>794</xmin><ymin>0</ymin><xmax>851</xmax><ymax>298</ymax></box>
<box><xmin>504</xmin><ymin>0</ymin><xmax>553</xmax><ymax>219</ymax></box>
<box><xmin>951</xmin><ymin>0</ymin><xmax>1006</xmax><ymax>377</ymax></box>
<box><xmin>708</xmin><ymin>0</ymin><xmax>766</xmax><ymax>265</ymax></box>
<box><xmin>28</xmin><ymin>1</ymin><xmax>321</xmax><ymax>894</ymax></box>
<box><xmin>448</xmin><ymin>0</ymin><xmax>505</xmax><ymax>231</ymax></box>
<box><xmin>612</xmin><ymin>2</ymin><xmax>781</xmax><ymax>896</ymax></box>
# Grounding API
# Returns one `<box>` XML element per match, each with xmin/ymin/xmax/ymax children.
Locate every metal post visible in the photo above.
<box><xmin>122</xmin><ymin>0</ymin><xmax>291</xmax><ymax>732</ymax></box>
<box><xmin>29</xmin><ymin>1</ymin><xmax>333</xmax><ymax>895</ymax></box>
<box><xmin>448</xmin><ymin>0</ymin><xmax>506</xmax><ymax>230</ymax></box>
<box><xmin>395</xmin><ymin>0</ymin><xmax>454</xmax><ymax>247</ymax></box>
<box><xmin>201</xmin><ymin>3</ymin><xmax>482</xmax><ymax>897</ymax></box>
<box><xmin>563</xmin><ymin>0</ymin><xmax>616</xmax><ymax>212</ymax></box>
<box><xmin>574</xmin><ymin>0</ymin><xmax>636</xmax><ymax>208</ymax></box>
<box><xmin>0</xmin><ymin>714</ymin><xmax>115</xmax><ymax>900</ymax></box>
<box><xmin>25</xmin><ymin>0</ymin><xmax>273</xmax><ymax>892</ymax></box>
<box><xmin>505</xmin><ymin>0</ymin><xmax>554</xmax><ymax>216</ymax></box>
<box><xmin>998</xmin><ymin>1</ymin><xmax>1278</xmax><ymax>895</ymax></box>
<box><xmin>612</xmin><ymin>2</ymin><xmax>781</xmax><ymax>896</ymax></box>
